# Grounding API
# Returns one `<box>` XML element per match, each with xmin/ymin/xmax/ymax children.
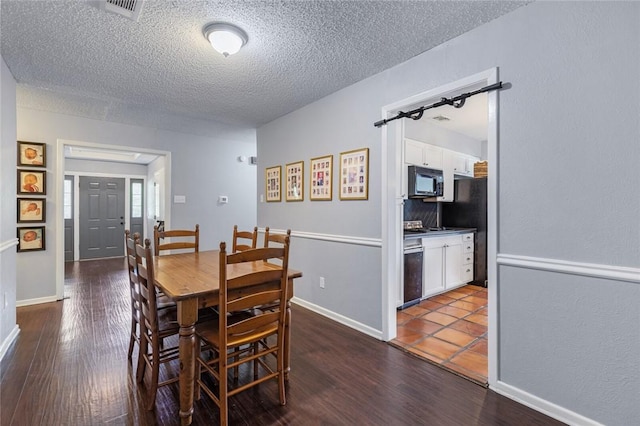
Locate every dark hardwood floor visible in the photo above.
<box><xmin>1</xmin><ymin>258</ymin><xmax>563</xmax><ymax>425</ymax></box>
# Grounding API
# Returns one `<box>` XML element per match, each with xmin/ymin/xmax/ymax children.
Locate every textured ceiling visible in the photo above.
<box><xmin>1</xmin><ymin>1</ymin><xmax>528</xmax><ymax>134</ymax></box>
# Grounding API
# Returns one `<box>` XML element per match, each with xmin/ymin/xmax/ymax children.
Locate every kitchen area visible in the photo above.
<box><xmin>391</xmin><ymin>108</ymin><xmax>490</xmax><ymax>385</ymax></box>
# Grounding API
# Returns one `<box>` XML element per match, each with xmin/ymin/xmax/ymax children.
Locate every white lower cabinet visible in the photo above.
<box><xmin>422</xmin><ymin>233</ymin><xmax>474</xmax><ymax>298</ymax></box>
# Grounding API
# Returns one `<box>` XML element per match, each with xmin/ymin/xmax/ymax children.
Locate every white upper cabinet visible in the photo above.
<box><xmin>403</xmin><ymin>138</ymin><xmax>481</xmax><ymax>201</ymax></box>
<box><xmin>404</xmin><ymin>138</ymin><xmax>444</xmax><ymax>170</ymax></box>
<box><xmin>445</xmin><ymin>150</ymin><xmax>479</xmax><ymax>178</ymax></box>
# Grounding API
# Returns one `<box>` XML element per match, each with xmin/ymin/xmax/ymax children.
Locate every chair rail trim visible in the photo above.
<box><xmin>497</xmin><ymin>253</ymin><xmax>640</xmax><ymax>284</ymax></box>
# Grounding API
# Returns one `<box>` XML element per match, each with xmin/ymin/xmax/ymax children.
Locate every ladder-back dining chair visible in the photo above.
<box><xmin>153</xmin><ymin>224</ymin><xmax>199</xmax><ymax>256</ymax></box>
<box><xmin>195</xmin><ymin>238</ymin><xmax>290</xmax><ymax>425</ymax></box>
<box><xmin>263</xmin><ymin>227</ymin><xmax>291</xmax><ymax>250</ymax></box>
<box><xmin>125</xmin><ymin>230</ymin><xmax>142</xmax><ymax>360</ymax></box>
<box><xmin>134</xmin><ymin>238</ymin><xmax>181</xmax><ymax>411</ymax></box>
<box><xmin>232</xmin><ymin>225</ymin><xmax>258</xmax><ymax>253</ymax></box>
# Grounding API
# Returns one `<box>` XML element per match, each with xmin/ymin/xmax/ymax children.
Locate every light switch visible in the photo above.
<box><xmin>174</xmin><ymin>195</ymin><xmax>186</xmax><ymax>204</ymax></box>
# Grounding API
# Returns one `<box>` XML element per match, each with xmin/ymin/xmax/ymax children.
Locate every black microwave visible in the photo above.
<box><xmin>407</xmin><ymin>165</ymin><xmax>444</xmax><ymax>198</ymax></box>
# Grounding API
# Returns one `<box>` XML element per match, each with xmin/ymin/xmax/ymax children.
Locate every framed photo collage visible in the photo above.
<box><xmin>265</xmin><ymin>147</ymin><xmax>369</xmax><ymax>203</ymax></box>
<box><xmin>16</xmin><ymin>141</ymin><xmax>47</xmax><ymax>252</ymax></box>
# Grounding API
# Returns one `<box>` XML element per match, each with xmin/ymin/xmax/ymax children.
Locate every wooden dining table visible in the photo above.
<box><xmin>153</xmin><ymin>249</ymin><xmax>302</xmax><ymax>426</ymax></box>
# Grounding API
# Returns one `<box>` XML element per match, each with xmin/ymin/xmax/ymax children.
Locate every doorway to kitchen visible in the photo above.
<box><xmin>392</xmin><ymin>285</ymin><xmax>488</xmax><ymax>385</ymax></box>
<box><xmin>380</xmin><ymin>68</ymin><xmax>498</xmax><ymax>386</ymax></box>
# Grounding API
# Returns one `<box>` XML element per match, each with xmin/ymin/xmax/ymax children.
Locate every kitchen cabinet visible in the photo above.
<box><xmin>403</xmin><ymin>138</ymin><xmax>480</xmax><ymax>201</ymax></box>
<box><xmin>421</xmin><ymin>233</ymin><xmax>474</xmax><ymax>298</ymax></box>
<box><xmin>445</xmin><ymin>150</ymin><xmax>478</xmax><ymax>177</ymax></box>
<box><xmin>404</xmin><ymin>138</ymin><xmax>444</xmax><ymax>170</ymax></box>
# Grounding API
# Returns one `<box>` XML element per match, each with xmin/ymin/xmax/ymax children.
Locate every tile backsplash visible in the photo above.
<box><xmin>403</xmin><ymin>199</ymin><xmax>437</xmax><ymax>227</ymax></box>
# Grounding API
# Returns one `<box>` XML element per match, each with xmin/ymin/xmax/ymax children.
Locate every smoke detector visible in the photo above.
<box><xmin>432</xmin><ymin>115</ymin><xmax>451</xmax><ymax>122</ymax></box>
<box><xmin>102</xmin><ymin>0</ymin><xmax>145</xmax><ymax>21</ymax></box>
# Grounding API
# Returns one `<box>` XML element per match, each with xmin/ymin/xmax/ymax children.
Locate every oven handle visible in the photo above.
<box><xmin>404</xmin><ymin>246</ymin><xmax>424</xmax><ymax>254</ymax></box>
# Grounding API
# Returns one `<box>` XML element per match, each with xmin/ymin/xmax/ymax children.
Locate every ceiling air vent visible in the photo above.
<box><xmin>102</xmin><ymin>0</ymin><xmax>145</xmax><ymax>21</ymax></box>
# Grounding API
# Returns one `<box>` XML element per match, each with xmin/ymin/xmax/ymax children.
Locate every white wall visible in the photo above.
<box><xmin>404</xmin><ymin>118</ymin><xmax>483</xmax><ymax>158</ymax></box>
<box><xmin>0</xmin><ymin>56</ymin><xmax>19</xmax><ymax>357</ymax></box>
<box><xmin>65</xmin><ymin>158</ymin><xmax>148</xmax><ymax>176</ymax></box>
<box><xmin>258</xmin><ymin>2</ymin><xmax>639</xmax><ymax>425</ymax></box>
<box><xmin>16</xmin><ymin>107</ymin><xmax>257</xmax><ymax>302</ymax></box>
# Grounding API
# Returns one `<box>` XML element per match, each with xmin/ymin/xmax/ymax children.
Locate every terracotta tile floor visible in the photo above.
<box><xmin>390</xmin><ymin>284</ymin><xmax>488</xmax><ymax>385</ymax></box>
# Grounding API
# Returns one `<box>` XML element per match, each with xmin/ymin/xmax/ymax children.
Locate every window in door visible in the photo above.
<box><xmin>64</xmin><ymin>176</ymin><xmax>74</xmax><ymax>262</ymax></box>
<box><xmin>130</xmin><ymin>178</ymin><xmax>144</xmax><ymax>238</ymax></box>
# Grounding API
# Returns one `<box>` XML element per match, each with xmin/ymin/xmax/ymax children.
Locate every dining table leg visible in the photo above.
<box><xmin>178</xmin><ymin>298</ymin><xmax>198</xmax><ymax>426</ymax></box>
<box><xmin>284</xmin><ymin>278</ymin><xmax>294</xmax><ymax>379</ymax></box>
<box><xmin>284</xmin><ymin>302</ymin><xmax>291</xmax><ymax>379</ymax></box>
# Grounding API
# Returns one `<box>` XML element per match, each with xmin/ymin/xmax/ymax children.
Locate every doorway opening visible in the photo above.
<box><xmin>381</xmin><ymin>68</ymin><xmax>498</xmax><ymax>387</ymax></box>
<box><xmin>55</xmin><ymin>139</ymin><xmax>172</xmax><ymax>301</ymax></box>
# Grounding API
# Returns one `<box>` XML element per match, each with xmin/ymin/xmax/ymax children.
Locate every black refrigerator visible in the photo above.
<box><xmin>442</xmin><ymin>177</ymin><xmax>487</xmax><ymax>287</ymax></box>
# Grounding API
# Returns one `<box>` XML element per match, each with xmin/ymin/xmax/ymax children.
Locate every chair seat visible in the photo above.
<box><xmin>196</xmin><ymin>314</ymin><xmax>277</xmax><ymax>348</ymax></box>
<box><xmin>157</xmin><ymin>295</ymin><xmax>176</xmax><ymax>309</ymax></box>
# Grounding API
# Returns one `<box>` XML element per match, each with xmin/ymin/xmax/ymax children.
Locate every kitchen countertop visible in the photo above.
<box><xmin>403</xmin><ymin>227</ymin><xmax>476</xmax><ymax>240</ymax></box>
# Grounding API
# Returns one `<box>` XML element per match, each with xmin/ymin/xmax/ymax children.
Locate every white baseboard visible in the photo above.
<box><xmin>0</xmin><ymin>324</ymin><xmax>20</xmax><ymax>362</ymax></box>
<box><xmin>291</xmin><ymin>297</ymin><xmax>383</xmax><ymax>340</ymax></box>
<box><xmin>492</xmin><ymin>380</ymin><xmax>604</xmax><ymax>426</ymax></box>
<box><xmin>16</xmin><ymin>295</ymin><xmax>59</xmax><ymax>307</ymax></box>
<box><xmin>293</xmin><ymin>295</ymin><xmax>603</xmax><ymax>426</ymax></box>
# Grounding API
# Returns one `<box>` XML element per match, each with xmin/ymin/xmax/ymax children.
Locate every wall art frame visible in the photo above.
<box><xmin>17</xmin><ymin>198</ymin><xmax>46</xmax><ymax>223</ymax></box>
<box><xmin>310</xmin><ymin>154</ymin><xmax>333</xmax><ymax>201</ymax></box>
<box><xmin>17</xmin><ymin>141</ymin><xmax>46</xmax><ymax>167</ymax></box>
<box><xmin>17</xmin><ymin>226</ymin><xmax>46</xmax><ymax>252</ymax></box>
<box><xmin>285</xmin><ymin>161</ymin><xmax>304</xmax><ymax>202</ymax></box>
<box><xmin>265</xmin><ymin>165</ymin><xmax>282</xmax><ymax>202</ymax></box>
<box><xmin>339</xmin><ymin>147</ymin><xmax>369</xmax><ymax>200</ymax></box>
<box><xmin>17</xmin><ymin>169</ymin><xmax>46</xmax><ymax>195</ymax></box>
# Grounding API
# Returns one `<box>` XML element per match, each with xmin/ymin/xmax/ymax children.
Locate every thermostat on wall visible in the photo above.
<box><xmin>218</xmin><ymin>195</ymin><xmax>228</xmax><ymax>204</ymax></box>
<box><xmin>174</xmin><ymin>195</ymin><xmax>186</xmax><ymax>204</ymax></box>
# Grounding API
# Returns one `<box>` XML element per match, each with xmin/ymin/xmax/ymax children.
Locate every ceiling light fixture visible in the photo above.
<box><xmin>203</xmin><ymin>22</ymin><xmax>248</xmax><ymax>57</ymax></box>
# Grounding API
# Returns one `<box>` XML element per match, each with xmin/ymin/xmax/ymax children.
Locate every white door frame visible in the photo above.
<box><xmin>55</xmin><ymin>139</ymin><xmax>172</xmax><ymax>300</ymax></box>
<box><xmin>380</xmin><ymin>68</ymin><xmax>499</xmax><ymax>387</ymax></box>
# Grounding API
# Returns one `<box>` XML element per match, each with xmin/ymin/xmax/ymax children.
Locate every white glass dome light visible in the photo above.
<box><xmin>203</xmin><ymin>23</ymin><xmax>248</xmax><ymax>57</ymax></box>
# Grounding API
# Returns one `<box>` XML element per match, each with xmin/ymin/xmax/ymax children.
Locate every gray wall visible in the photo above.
<box><xmin>16</xmin><ymin>107</ymin><xmax>257</xmax><ymax>302</ymax></box>
<box><xmin>258</xmin><ymin>2</ymin><xmax>639</xmax><ymax>425</ymax></box>
<box><xmin>258</xmin><ymin>78</ymin><xmax>384</xmax><ymax>330</ymax></box>
<box><xmin>0</xmin><ymin>56</ymin><xmax>18</xmax><ymax>350</ymax></box>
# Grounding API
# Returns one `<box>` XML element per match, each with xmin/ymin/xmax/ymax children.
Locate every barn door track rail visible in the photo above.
<box><xmin>374</xmin><ymin>82</ymin><xmax>504</xmax><ymax>128</ymax></box>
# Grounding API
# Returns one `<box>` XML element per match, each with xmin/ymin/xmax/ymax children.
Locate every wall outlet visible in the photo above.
<box><xmin>319</xmin><ymin>277</ymin><xmax>325</xmax><ymax>289</ymax></box>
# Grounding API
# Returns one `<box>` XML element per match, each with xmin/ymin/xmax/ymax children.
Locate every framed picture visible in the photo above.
<box><xmin>285</xmin><ymin>161</ymin><xmax>304</xmax><ymax>201</ymax></box>
<box><xmin>17</xmin><ymin>169</ymin><xmax>46</xmax><ymax>195</ymax></box>
<box><xmin>310</xmin><ymin>155</ymin><xmax>333</xmax><ymax>201</ymax></box>
<box><xmin>17</xmin><ymin>141</ymin><xmax>46</xmax><ymax>167</ymax></box>
<box><xmin>17</xmin><ymin>226</ymin><xmax>45</xmax><ymax>252</ymax></box>
<box><xmin>339</xmin><ymin>148</ymin><xmax>369</xmax><ymax>200</ymax></box>
<box><xmin>265</xmin><ymin>165</ymin><xmax>281</xmax><ymax>202</ymax></box>
<box><xmin>17</xmin><ymin>198</ymin><xmax>46</xmax><ymax>223</ymax></box>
